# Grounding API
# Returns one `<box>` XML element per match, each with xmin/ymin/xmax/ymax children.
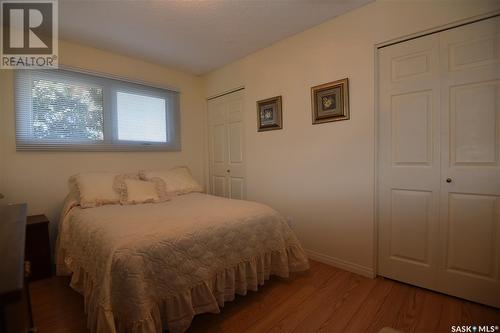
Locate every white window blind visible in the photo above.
<box><xmin>15</xmin><ymin>69</ymin><xmax>180</xmax><ymax>151</ymax></box>
<box><xmin>116</xmin><ymin>92</ymin><xmax>167</xmax><ymax>142</ymax></box>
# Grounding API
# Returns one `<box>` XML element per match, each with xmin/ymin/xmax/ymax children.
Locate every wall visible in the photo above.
<box><xmin>0</xmin><ymin>40</ymin><xmax>206</xmax><ymax>240</ymax></box>
<box><xmin>202</xmin><ymin>0</ymin><xmax>500</xmax><ymax>276</ymax></box>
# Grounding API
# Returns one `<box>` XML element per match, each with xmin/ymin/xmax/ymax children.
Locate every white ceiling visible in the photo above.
<box><xmin>59</xmin><ymin>0</ymin><xmax>373</xmax><ymax>75</ymax></box>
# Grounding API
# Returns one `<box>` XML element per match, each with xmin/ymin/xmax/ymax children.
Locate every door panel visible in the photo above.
<box><xmin>378</xmin><ymin>33</ymin><xmax>441</xmax><ymax>289</ymax></box>
<box><xmin>450</xmin><ymin>81</ymin><xmax>499</xmax><ymax>165</ymax></box>
<box><xmin>208</xmin><ymin>98</ymin><xmax>228</xmax><ymax>196</ymax></box>
<box><xmin>228</xmin><ymin>122</ymin><xmax>243</xmax><ymax>163</ymax></box>
<box><xmin>391</xmin><ymin>51</ymin><xmax>433</xmax><ymax>81</ymax></box>
<box><xmin>227</xmin><ymin>99</ymin><xmax>243</xmax><ymax>122</ymax></box>
<box><xmin>448</xmin><ymin>35</ymin><xmax>499</xmax><ymax>71</ymax></box>
<box><xmin>224</xmin><ymin>91</ymin><xmax>246</xmax><ymax>199</ymax></box>
<box><xmin>391</xmin><ymin>90</ymin><xmax>433</xmax><ymax>165</ymax></box>
<box><xmin>213</xmin><ymin>124</ymin><xmax>226</xmax><ymax>163</ymax></box>
<box><xmin>213</xmin><ymin>176</ymin><xmax>226</xmax><ymax>197</ymax></box>
<box><xmin>438</xmin><ymin>16</ymin><xmax>500</xmax><ymax>307</ymax></box>
<box><xmin>390</xmin><ymin>189</ymin><xmax>432</xmax><ymax>265</ymax></box>
<box><xmin>207</xmin><ymin>90</ymin><xmax>246</xmax><ymax>199</ymax></box>
<box><xmin>447</xmin><ymin>193</ymin><xmax>498</xmax><ymax>279</ymax></box>
<box><xmin>229</xmin><ymin>177</ymin><xmax>244</xmax><ymax>200</ymax></box>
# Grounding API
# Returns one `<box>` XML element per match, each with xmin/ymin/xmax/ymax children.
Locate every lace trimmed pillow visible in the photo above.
<box><xmin>69</xmin><ymin>172</ymin><xmax>129</xmax><ymax>208</ymax></box>
<box><xmin>139</xmin><ymin>166</ymin><xmax>203</xmax><ymax>196</ymax></box>
<box><xmin>114</xmin><ymin>174</ymin><xmax>169</xmax><ymax>205</ymax></box>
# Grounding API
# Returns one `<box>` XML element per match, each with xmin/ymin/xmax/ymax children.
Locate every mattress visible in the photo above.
<box><xmin>56</xmin><ymin>192</ymin><xmax>309</xmax><ymax>333</ymax></box>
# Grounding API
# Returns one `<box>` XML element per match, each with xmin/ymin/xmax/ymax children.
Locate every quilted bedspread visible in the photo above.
<box><xmin>56</xmin><ymin>193</ymin><xmax>309</xmax><ymax>333</ymax></box>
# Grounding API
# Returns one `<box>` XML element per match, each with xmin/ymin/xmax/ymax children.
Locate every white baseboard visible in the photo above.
<box><xmin>305</xmin><ymin>249</ymin><xmax>375</xmax><ymax>279</ymax></box>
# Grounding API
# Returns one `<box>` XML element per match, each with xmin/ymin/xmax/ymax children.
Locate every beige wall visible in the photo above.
<box><xmin>0</xmin><ymin>40</ymin><xmax>206</xmax><ymax>234</ymax></box>
<box><xmin>202</xmin><ymin>0</ymin><xmax>500</xmax><ymax>275</ymax></box>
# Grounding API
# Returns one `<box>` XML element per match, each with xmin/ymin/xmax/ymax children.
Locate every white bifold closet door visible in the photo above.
<box><xmin>207</xmin><ymin>90</ymin><xmax>246</xmax><ymax>199</ymax></box>
<box><xmin>378</xmin><ymin>16</ymin><xmax>500</xmax><ymax>308</ymax></box>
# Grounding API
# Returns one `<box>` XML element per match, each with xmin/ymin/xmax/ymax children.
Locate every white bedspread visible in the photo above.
<box><xmin>56</xmin><ymin>193</ymin><xmax>309</xmax><ymax>333</ymax></box>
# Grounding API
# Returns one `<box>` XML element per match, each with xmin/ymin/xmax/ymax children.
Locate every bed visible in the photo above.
<box><xmin>56</xmin><ymin>191</ymin><xmax>309</xmax><ymax>333</ymax></box>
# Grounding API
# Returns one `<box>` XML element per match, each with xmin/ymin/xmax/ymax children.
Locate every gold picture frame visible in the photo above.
<box><xmin>311</xmin><ymin>78</ymin><xmax>349</xmax><ymax>124</ymax></box>
<box><xmin>257</xmin><ymin>95</ymin><xmax>283</xmax><ymax>132</ymax></box>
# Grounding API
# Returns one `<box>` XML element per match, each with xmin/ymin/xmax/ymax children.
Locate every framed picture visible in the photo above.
<box><xmin>311</xmin><ymin>78</ymin><xmax>349</xmax><ymax>124</ymax></box>
<box><xmin>256</xmin><ymin>95</ymin><xmax>282</xmax><ymax>131</ymax></box>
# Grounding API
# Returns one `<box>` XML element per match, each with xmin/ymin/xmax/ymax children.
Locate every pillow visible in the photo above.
<box><xmin>69</xmin><ymin>172</ymin><xmax>137</xmax><ymax>208</ymax></box>
<box><xmin>117</xmin><ymin>178</ymin><xmax>169</xmax><ymax>205</ymax></box>
<box><xmin>139</xmin><ymin>166</ymin><xmax>203</xmax><ymax>196</ymax></box>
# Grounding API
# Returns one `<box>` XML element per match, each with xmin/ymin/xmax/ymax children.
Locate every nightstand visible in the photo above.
<box><xmin>25</xmin><ymin>215</ymin><xmax>52</xmax><ymax>281</ymax></box>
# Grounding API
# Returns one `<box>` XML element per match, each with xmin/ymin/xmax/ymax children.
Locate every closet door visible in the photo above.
<box><xmin>438</xmin><ymin>16</ymin><xmax>500</xmax><ymax>307</ymax></box>
<box><xmin>378</xmin><ymin>16</ymin><xmax>500</xmax><ymax>308</ymax></box>
<box><xmin>208</xmin><ymin>96</ymin><xmax>228</xmax><ymax>197</ymax></box>
<box><xmin>377</xmin><ymin>34</ymin><xmax>442</xmax><ymax>289</ymax></box>
<box><xmin>207</xmin><ymin>90</ymin><xmax>246</xmax><ymax>199</ymax></box>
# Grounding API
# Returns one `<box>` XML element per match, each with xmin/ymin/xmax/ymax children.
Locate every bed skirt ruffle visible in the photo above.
<box><xmin>67</xmin><ymin>245</ymin><xmax>309</xmax><ymax>333</ymax></box>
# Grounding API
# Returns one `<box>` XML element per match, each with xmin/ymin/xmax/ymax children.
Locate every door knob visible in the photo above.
<box><xmin>446</xmin><ymin>178</ymin><xmax>452</xmax><ymax>183</ymax></box>
<box><xmin>226</xmin><ymin>169</ymin><xmax>230</xmax><ymax>173</ymax></box>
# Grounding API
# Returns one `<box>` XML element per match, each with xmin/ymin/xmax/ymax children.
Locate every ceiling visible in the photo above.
<box><xmin>59</xmin><ymin>0</ymin><xmax>373</xmax><ymax>75</ymax></box>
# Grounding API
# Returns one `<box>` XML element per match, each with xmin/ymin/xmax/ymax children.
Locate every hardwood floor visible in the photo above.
<box><xmin>29</xmin><ymin>260</ymin><xmax>500</xmax><ymax>333</ymax></box>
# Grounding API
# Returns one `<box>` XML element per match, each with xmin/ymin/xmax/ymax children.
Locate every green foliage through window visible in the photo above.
<box><xmin>31</xmin><ymin>79</ymin><xmax>104</xmax><ymax>140</ymax></box>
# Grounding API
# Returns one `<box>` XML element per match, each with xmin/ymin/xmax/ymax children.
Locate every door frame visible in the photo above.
<box><xmin>205</xmin><ymin>86</ymin><xmax>246</xmax><ymax>198</ymax></box>
<box><xmin>372</xmin><ymin>10</ymin><xmax>500</xmax><ymax>277</ymax></box>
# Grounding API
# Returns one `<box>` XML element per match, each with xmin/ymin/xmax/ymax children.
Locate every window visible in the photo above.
<box><xmin>15</xmin><ymin>69</ymin><xmax>180</xmax><ymax>151</ymax></box>
<box><xmin>116</xmin><ymin>92</ymin><xmax>167</xmax><ymax>142</ymax></box>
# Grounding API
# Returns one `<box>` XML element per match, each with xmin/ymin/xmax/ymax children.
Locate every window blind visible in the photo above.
<box><xmin>15</xmin><ymin>69</ymin><xmax>180</xmax><ymax>151</ymax></box>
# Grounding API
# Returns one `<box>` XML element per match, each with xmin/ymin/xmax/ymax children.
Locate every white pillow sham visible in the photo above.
<box><xmin>139</xmin><ymin>166</ymin><xmax>203</xmax><ymax>196</ymax></box>
<box><xmin>116</xmin><ymin>178</ymin><xmax>169</xmax><ymax>205</ymax></box>
<box><xmin>69</xmin><ymin>172</ymin><xmax>127</xmax><ymax>208</ymax></box>
<box><xmin>124</xmin><ymin>179</ymin><xmax>159</xmax><ymax>204</ymax></box>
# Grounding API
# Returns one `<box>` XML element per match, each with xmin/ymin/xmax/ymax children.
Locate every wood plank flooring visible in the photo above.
<box><xmin>29</xmin><ymin>260</ymin><xmax>500</xmax><ymax>333</ymax></box>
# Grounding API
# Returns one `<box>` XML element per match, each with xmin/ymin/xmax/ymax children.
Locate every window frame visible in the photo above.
<box><xmin>14</xmin><ymin>68</ymin><xmax>181</xmax><ymax>152</ymax></box>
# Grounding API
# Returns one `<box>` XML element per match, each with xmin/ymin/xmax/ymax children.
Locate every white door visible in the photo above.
<box><xmin>437</xmin><ymin>17</ymin><xmax>500</xmax><ymax>307</ymax></box>
<box><xmin>378</xmin><ymin>16</ymin><xmax>500</xmax><ymax>308</ymax></box>
<box><xmin>207</xmin><ymin>90</ymin><xmax>246</xmax><ymax>199</ymax></box>
<box><xmin>378</xmin><ymin>33</ymin><xmax>442</xmax><ymax>289</ymax></box>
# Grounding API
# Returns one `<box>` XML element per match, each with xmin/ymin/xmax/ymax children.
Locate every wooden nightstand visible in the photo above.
<box><xmin>25</xmin><ymin>215</ymin><xmax>52</xmax><ymax>281</ymax></box>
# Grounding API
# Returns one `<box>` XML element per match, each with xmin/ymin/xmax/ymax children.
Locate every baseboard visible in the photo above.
<box><xmin>305</xmin><ymin>249</ymin><xmax>375</xmax><ymax>278</ymax></box>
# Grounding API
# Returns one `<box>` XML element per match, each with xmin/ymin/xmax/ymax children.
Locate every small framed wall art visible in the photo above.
<box><xmin>311</xmin><ymin>78</ymin><xmax>349</xmax><ymax>124</ymax></box>
<box><xmin>256</xmin><ymin>95</ymin><xmax>282</xmax><ymax>131</ymax></box>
